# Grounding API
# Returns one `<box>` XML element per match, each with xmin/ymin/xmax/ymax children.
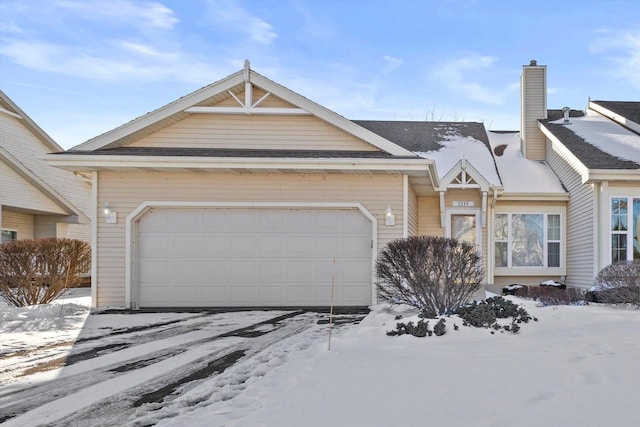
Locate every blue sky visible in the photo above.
<box><xmin>1</xmin><ymin>0</ymin><xmax>639</xmax><ymax>149</ymax></box>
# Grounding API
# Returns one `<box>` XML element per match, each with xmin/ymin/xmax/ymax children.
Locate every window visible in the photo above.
<box><xmin>610</xmin><ymin>197</ymin><xmax>640</xmax><ymax>263</ymax></box>
<box><xmin>1</xmin><ymin>229</ymin><xmax>18</xmax><ymax>244</ymax></box>
<box><xmin>493</xmin><ymin>213</ymin><xmax>562</xmax><ymax>269</ymax></box>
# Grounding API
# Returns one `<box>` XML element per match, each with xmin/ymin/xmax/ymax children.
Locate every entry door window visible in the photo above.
<box><xmin>451</xmin><ymin>214</ymin><xmax>477</xmax><ymax>246</ymax></box>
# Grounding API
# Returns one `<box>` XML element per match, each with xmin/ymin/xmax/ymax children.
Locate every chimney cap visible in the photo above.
<box><xmin>529</xmin><ymin>60</ymin><xmax>537</xmax><ymax>66</ymax></box>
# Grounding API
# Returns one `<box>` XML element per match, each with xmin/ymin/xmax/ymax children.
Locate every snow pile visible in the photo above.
<box><xmin>487</xmin><ymin>131</ymin><xmax>566</xmax><ymax>194</ymax></box>
<box><xmin>416</xmin><ymin>134</ymin><xmax>501</xmax><ymax>185</ymax></box>
<box><xmin>156</xmin><ymin>301</ymin><xmax>640</xmax><ymax>427</ymax></box>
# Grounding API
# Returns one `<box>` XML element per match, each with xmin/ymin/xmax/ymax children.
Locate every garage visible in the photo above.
<box><xmin>135</xmin><ymin>207</ymin><xmax>374</xmax><ymax>308</ymax></box>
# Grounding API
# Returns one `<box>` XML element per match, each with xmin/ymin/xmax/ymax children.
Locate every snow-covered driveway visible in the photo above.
<box><xmin>0</xmin><ymin>290</ymin><xmax>363</xmax><ymax>426</ymax></box>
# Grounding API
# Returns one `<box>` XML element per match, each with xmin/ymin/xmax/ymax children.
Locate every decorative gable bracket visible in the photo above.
<box><xmin>185</xmin><ymin>60</ymin><xmax>312</xmax><ymax>116</ymax></box>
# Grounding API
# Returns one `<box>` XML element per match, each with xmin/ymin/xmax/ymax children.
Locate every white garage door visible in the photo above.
<box><xmin>136</xmin><ymin>207</ymin><xmax>373</xmax><ymax>307</ymax></box>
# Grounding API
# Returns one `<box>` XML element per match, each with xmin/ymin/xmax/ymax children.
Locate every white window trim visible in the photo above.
<box><xmin>608</xmin><ymin>196</ymin><xmax>640</xmax><ymax>263</ymax></box>
<box><xmin>493</xmin><ymin>209</ymin><xmax>566</xmax><ymax>276</ymax></box>
<box><xmin>1</xmin><ymin>228</ymin><xmax>18</xmax><ymax>243</ymax></box>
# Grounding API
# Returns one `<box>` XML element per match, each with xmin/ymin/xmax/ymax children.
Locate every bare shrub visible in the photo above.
<box><xmin>0</xmin><ymin>238</ymin><xmax>91</xmax><ymax>307</ymax></box>
<box><xmin>517</xmin><ymin>285</ymin><xmax>586</xmax><ymax>306</ymax></box>
<box><xmin>376</xmin><ymin>235</ymin><xmax>483</xmax><ymax>314</ymax></box>
<box><xmin>592</xmin><ymin>261</ymin><xmax>640</xmax><ymax>306</ymax></box>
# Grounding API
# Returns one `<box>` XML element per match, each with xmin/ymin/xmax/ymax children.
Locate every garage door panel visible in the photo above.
<box><xmin>230</xmin><ymin>285</ymin><xmax>259</xmax><ymax>304</ymax></box>
<box><xmin>257</xmin><ymin>236</ymin><xmax>287</xmax><ymax>256</ymax></box>
<box><xmin>173</xmin><ymin>234</ymin><xmax>201</xmax><ymax>258</ymax></box>
<box><xmin>202</xmin><ymin>235</ymin><xmax>231</xmax><ymax>257</ymax></box>
<box><xmin>139</xmin><ymin>260</ymin><xmax>171</xmax><ymax>282</ymax></box>
<box><xmin>172</xmin><ymin>211</ymin><xmax>202</xmax><ymax>232</ymax></box>
<box><xmin>230</xmin><ymin>236</ymin><xmax>258</xmax><ymax>257</ymax></box>
<box><xmin>137</xmin><ymin>208</ymin><xmax>372</xmax><ymax>307</ymax></box>
<box><xmin>173</xmin><ymin>260</ymin><xmax>202</xmax><ymax>282</ymax></box>
<box><xmin>203</xmin><ymin>261</ymin><xmax>229</xmax><ymax>279</ymax></box>
<box><xmin>140</xmin><ymin>234</ymin><xmax>172</xmax><ymax>258</ymax></box>
<box><xmin>257</xmin><ymin>260</ymin><xmax>285</xmax><ymax>281</ymax></box>
<box><xmin>259</xmin><ymin>286</ymin><xmax>284</xmax><ymax>304</ymax></box>
<box><xmin>287</xmin><ymin>236</ymin><xmax>314</xmax><ymax>257</ymax></box>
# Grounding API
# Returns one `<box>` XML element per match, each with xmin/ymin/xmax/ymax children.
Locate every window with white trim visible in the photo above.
<box><xmin>493</xmin><ymin>213</ymin><xmax>562</xmax><ymax>268</ymax></box>
<box><xmin>610</xmin><ymin>197</ymin><xmax>640</xmax><ymax>263</ymax></box>
<box><xmin>1</xmin><ymin>229</ymin><xmax>18</xmax><ymax>244</ymax></box>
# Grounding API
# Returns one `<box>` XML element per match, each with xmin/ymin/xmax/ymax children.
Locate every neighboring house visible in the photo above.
<box><xmin>46</xmin><ymin>60</ymin><xmax>637</xmax><ymax>309</ymax></box>
<box><xmin>0</xmin><ymin>90</ymin><xmax>90</xmax><ymax>244</ymax></box>
<box><xmin>534</xmin><ymin>97</ymin><xmax>640</xmax><ymax>287</ymax></box>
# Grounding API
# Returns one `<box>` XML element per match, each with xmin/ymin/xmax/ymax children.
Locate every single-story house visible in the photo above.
<box><xmin>46</xmin><ymin>60</ymin><xmax>639</xmax><ymax>309</ymax></box>
<box><xmin>1</xmin><ymin>90</ymin><xmax>90</xmax><ymax>244</ymax></box>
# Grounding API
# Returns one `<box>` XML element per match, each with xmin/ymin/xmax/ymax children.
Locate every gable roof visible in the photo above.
<box><xmin>539</xmin><ymin>105</ymin><xmax>640</xmax><ymax>183</ymax></box>
<box><xmin>0</xmin><ymin>91</ymin><xmax>89</xmax><ymax>222</ymax></box>
<box><xmin>591</xmin><ymin>101</ymin><xmax>640</xmax><ymax>126</ymax></box>
<box><xmin>71</xmin><ymin>64</ymin><xmax>415</xmax><ymax>157</ymax></box>
<box><xmin>0</xmin><ymin>90</ymin><xmax>63</xmax><ymax>153</ymax></box>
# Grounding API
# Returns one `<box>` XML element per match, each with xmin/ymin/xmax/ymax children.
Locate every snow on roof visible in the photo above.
<box><xmin>416</xmin><ymin>132</ymin><xmax>501</xmax><ymax>185</ymax></box>
<box><xmin>550</xmin><ymin>109</ymin><xmax>640</xmax><ymax>166</ymax></box>
<box><xmin>487</xmin><ymin>131</ymin><xmax>566</xmax><ymax>194</ymax></box>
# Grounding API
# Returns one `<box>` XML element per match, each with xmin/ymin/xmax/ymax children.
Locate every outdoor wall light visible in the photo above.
<box><xmin>385</xmin><ymin>205</ymin><xmax>396</xmax><ymax>226</ymax></box>
<box><xmin>103</xmin><ymin>202</ymin><xmax>117</xmax><ymax>224</ymax></box>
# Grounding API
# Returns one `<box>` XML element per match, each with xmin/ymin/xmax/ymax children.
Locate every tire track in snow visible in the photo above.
<box><xmin>0</xmin><ymin>311</ymin><xmax>301</xmax><ymax>425</ymax></box>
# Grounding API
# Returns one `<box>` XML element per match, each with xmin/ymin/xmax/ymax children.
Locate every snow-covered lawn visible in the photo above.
<box><xmin>1</xmin><ymin>289</ymin><xmax>639</xmax><ymax>426</ymax></box>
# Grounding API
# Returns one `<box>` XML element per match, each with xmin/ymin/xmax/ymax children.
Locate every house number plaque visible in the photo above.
<box><xmin>452</xmin><ymin>201</ymin><xmax>475</xmax><ymax>207</ymax></box>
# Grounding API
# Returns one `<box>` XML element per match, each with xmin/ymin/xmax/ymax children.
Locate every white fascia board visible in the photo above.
<box><xmin>498</xmin><ymin>192</ymin><xmax>570</xmax><ymax>201</ymax></box>
<box><xmin>0</xmin><ymin>147</ymin><xmax>89</xmax><ymax>222</ymax></box>
<box><xmin>249</xmin><ymin>72</ymin><xmax>416</xmax><ymax>157</ymax></box>
<box><xmin>71</xmin><ymin>72</ymin><xmax>245</xmax><ymax>151</ymax></box>
<box><xmin>587</xmin><ymin>169</ymin><xmax>640</xmax><ymax>182</ymax></box>
<box><xmin>46</xmin><ymin>153</ymin><xmax>433</xmax><ymax>173</ymax></box>
<box><xmin>589</xmin><ymin>101</ymin><xmax>640</xmax><ymax>134</ymax></box>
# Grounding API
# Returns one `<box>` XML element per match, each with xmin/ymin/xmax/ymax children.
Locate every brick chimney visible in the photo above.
<box><xmin>520</xmin><ymin>60</ymin><xmax>547</xmax><ymax>160</ymax></box>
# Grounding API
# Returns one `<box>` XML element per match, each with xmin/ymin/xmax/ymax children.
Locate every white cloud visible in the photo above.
<box><xmin>433</xmin><ymin>53</ymin><xmax>506</xmax><ymax>105</ymax></box>
<box><xmin>207</xmin><ymin>0</ymin><xmax>277</xmax><ymax>45</ymax></box>
<box><xmin>590</xmin><ymin>27</ymin><xmax>640</xmax><ymax>89</ymax></box>
<box><xmin>53</xmin><ymin>0</ymin><xmax>179</xmax><ymax>29</ymax></box>
<box><xmin>382</xmin><ymin>56</ymin><xmax>403</xmax><ymax>74</ymax></box>
<box><xmin>0</xmin><ymin>38</ymin><xmax>221</xmax><ymax>84</ymax></box>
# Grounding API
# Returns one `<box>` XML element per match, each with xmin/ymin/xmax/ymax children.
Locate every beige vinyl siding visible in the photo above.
<box><xmin>547</xmin><ymin>140</ymin><xmax>595</xmax><ymax>287</ymax></box>
<box><xmin>95</xmin><ymin>171</ymin><xmax>404</xmax><ymax>307</ymax></box>
<box><xmin>0</xmin><ymin>113</ymin><xmax>91</xmax><ymax>220</ymax></box>
<box><xmin>129</xmin><ymin>114</ymin><xmax>380</xmax><ymax>151</ymax></box>
<box><xmin>417</xmin><ymin>196</ymin><xmax>442</xmax><ymax>236</ymax></box>
<box><xmin>0</xmin><ymin>161</ymin><xmax>68</xmax><ymax>214</ymax></box>
<box><xmin>520</xmin><ymin>66</ymin><xmax>546</xmax><ymax>161</ymax></box>
<box><xmin>2</xmin><ymin>209</ymin><xmax>34</xmax><ymax>239</ymax></box>
<box><xmin>57</xmin><ymin>223</ymin><xmax>90</xmax><ymax>242</ymax></box>
<box><xmin>407</xmin><ymin>185</ymin><xmax>418</xmax><ymax>236</ymax></box>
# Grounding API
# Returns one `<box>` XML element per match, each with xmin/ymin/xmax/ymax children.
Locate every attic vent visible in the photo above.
<box><xmin>493</xmin><ymin>144</ymin><xmax>507</xmax><ymax>156</ymax></box>
<box><xmin>562</xmin><ymin>106</ymin><xmax>571</xmax><ymax>125</ymax></box>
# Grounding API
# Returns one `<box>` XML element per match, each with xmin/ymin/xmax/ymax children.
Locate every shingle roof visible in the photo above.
<box><xmin>591</xmin><ymin>101</ymin><xmax>640</xmax><ymax>125</ymax></box>
<box><xmin>539</xmin><ymin>121</ymin><xmax>639</xmax><ymax>169</ymax></box>
<box><xmin>56</xmin><ymin>147</ymin><xmax>418</xmax><ymax>159</ymax></box>
<box><xmin>353</xmin><ymin>121</ymin><xmax>490</xmax><ymax>153</ymax></box>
